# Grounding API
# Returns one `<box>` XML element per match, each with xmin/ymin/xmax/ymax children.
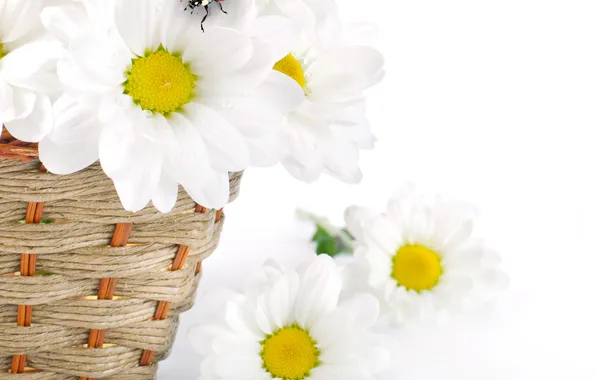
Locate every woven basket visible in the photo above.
<box><xmin>0</xmin><ymin>129</ymin><xmax>243</xmax><ymax>379</ymax></box>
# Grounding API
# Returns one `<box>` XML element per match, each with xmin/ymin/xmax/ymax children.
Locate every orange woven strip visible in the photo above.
<box><xmin>11</xmin><ymin>201</ymin><xmax>44</xmax><ymax>373</ymax></box>
<box><xmin>81</xmin><ymin>223</ymin><xmax>132</xmax><ymax>380</ymax></box>
<box><xmin>0</xmin><ymin>144</ymin><xmax>39</xmax><ymax>161</ymax></box>
<box><xmin>139</xmin><ymin>245</ymin><xmax>190</xmax><ymax>366</ymax></box>
<box><xmin>139</xmin><ymin>205</ymin><xmax>221</xmax><ymax>366</ymax></box>
<box><xmin>10</xmin><ymin>355</ymin><xmax>25</xmax><ymax>374</ymax></box>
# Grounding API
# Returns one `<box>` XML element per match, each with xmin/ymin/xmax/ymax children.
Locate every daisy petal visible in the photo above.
<box><xmin>184</xmin><ymin>27</ymin><xmax>253</xmax><ymax>75</ymax></box>
<box><xmin>185</xmin><ymin>102</ymin><xmax>250</xmax><ymax>172</ymax></box>
<box><xmin>39</xmin><ymin>137</ymin><xmax>99</xmax><ymax>175</ymax></box>
<box><xmin>114</xmin><ymin>0</ymin><xmax>160</xmax><ymax>56</ymax></box>
<box><xmin>151</xmin><ymin>173</ymin><xmax>179</xmax><ymax>212</ymax></box>
<box><xmin>0</xmin><ymin>41</ymin><xmax>62</xmax><ymax>83</ymax></box>
<box><xmin>251</xmin><ymin>15</ymin><xmax>300</xmax><ymax>62</ymax></box>
<box><xmin>4</xmin><ymin>94</ymin><xmax>52</xmax><ymax>142</ymax></box>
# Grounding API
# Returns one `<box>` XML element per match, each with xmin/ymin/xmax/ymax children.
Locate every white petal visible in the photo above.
<box><xmin>69</xmin><ymin>34</ymin><xmax>125</xmax><ymax>86</ymax></box>
<box><xmin>114</xmin><ymin>0</ymin><xmax>160</xmax><ymax>56</ymax></box>
<box><xmin>251</xmin><ymin>16</ymin><xmax>299</xmax><ymax>62</ymax></box>
<box><xmin>189</xmin><ymin>171</ymin><xmax>231</xmax><ymax>209</ymax></box>
<box><xmin>183</xmin><ymin>26</ymin><xmax>253</xmax><ymax>75</ymax></box>
<box><xmin>257</xmin><ymin>70</ymin><xmax>304</xmax><ymax>114</ymax></box>
<box><xmin>443</xmin><ymin>219</ymin><xmax>474</xmax><ymax>250</ymax></box>
<box><xmin>163</xmin><ymin>112</ymin><xmax>230</xmax><ymax>209</ymax></box>
<box><xmin>310</xmin><ymin>310</ymin><xmax>351</xmax><ymax>350</ymax></box>
<box><xmin>323</xmin><ymin>140</ymin><xmax>363</xmax><ymax>183</ymax></box>
<box><xmin>4</xmin><ymin>94</ymin><xmax>52</xmax><ymax>142</ymax></box>
<box><xmin>0</xmin><ymin>84</ymin><xmax>35</xmax><ymax>122</ymax></box>
<box><xmin>151</xmin><ymin>173</ymin><xmax>178</xmax><ymax>212</ymax></box>
<box><xmin>185</xmin><ymin>102</ymin><xmax>250</xmax><ymax>172</ymax></box>
<box><xmin>213</xmin><ymin>354</ymin><xmax>264</xmax><ymax>379</ymax></box>
<box><xmin>57</xmin><ymin>57</ymin><xmax>111</xmax><ymax>102</ymax></box>
<box><xmin>307</xmin><ymin>46</ymin><xmax>384</xmax><ymax>102</ymax></box>
<box><xmin>40</xmin><ymin>5</ymin><xmax>88</xmax><ymax>46</ymax></box>
<box><xmin>294</xmin><ymin>255</ymin><xmax>341</xmax><ymax>328</ymax></box>
<box><xmin>252</xmin><ymin>296</ymin><xmax>274</xmax><ymax>335</ymax></box>
<box><xmin>39</xmin><ymin>137</ymin><xmax>99</xmax><ymax>175</ymax></box>
<box><xmin>361</xmin><ymin>215</ymin><xmax>400</xmax><ymax>255</ymax></box>
<box><xmin>48</xmin><ymin>94</ymin><xmax>101</xmax><ymax>144</ymax></box>
<box><xmin>0</xmin><ymin>41</ymin><xmax>62</xmax><ymax>83</ymax></box>
<box><xmin>273</xmin><ymin>0</ymin><xmax>316</xmax><ymax>36</ymax></box>
<box><xmin>244</xmin><ymin>135</ymin><xmax>280</xmax><ymax>167</ymax></box>
<box><xmin>344</xmin><ymin>205</ymin><xmax>374</xmax><ymax>242</ymax></box>
<box><xmin>98</xmin><ymin>110</ymin><xmax>137</xmax><ymax>176</ymax></box>
<box><xmin>112</xmin><ymin>175</ymin><xmax>153</xmax><ymax>213</ymax></box>
<box><xmin>265</xmin><ymin>275</ymin><xmax>295</xmax><ymax>330</ymax></box>
<box><xmin>338</xmin><ymin>293</ymin><xmax>380</xmax><ymax>329</ymax></box>
<box><xmin>282</xmin><ymin>154</ymin><xmax>324</xmax><ymax>183</ymax></box>
<box><xmin>0</xmin><ymin>0</ymin><xmax>41</xmax><ymax>43</ymax></box>
<box><xmin>99</xmin><ymin>114</ymin><xmax>163</xmax><ymax>211</ymax></box>
<box><xmin>159</xmin><ymin>0</ymin><xmax>193</xmax><ymax>53</ymax></box>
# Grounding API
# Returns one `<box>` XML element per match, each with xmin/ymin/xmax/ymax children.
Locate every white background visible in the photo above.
<box><xmin>160</xmin><ymin>1</ymin><xmax>596</xmax><ymax>379</ymax></box>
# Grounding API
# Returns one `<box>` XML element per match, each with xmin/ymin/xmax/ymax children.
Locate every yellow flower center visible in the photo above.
<box><xmin>123</xmin><ymin>45</ymin><xmax>197</xmax><ymax>116</ymax></box>
<box><xmin>392</xmin><ymin>244</ymin><xmax>443</xmax><ymax>291</ymax></box>
<box><xmin>0</xmin><ymin>43</ymin><xmax>7</xmax><ymax>60</ymax></box>
<box><xmin>273</xmin><ymin>53</ymin><xmax>306</xmax><ymax>89</ymax></box>
<box><xmin>261</xmin><ymin>325</ymin><xmax>320</xmax><ymax>379</ymax></box>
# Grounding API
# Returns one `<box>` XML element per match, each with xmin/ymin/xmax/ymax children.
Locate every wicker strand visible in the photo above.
<box><xmin>11</xmin><ymin>162</ymin><xmax>45</xmax><ymax>374</ymax></box>
<box><xmin>80</xmin><ymin>224</ymin><xmax>132</xmax><ymax>380</ymax></box>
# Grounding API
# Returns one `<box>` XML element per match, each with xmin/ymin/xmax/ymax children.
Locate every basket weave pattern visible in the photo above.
<box><xmin>0</xmin><ymin>131</ymin><xmax>242</xmax><ymax>379</ymax></box>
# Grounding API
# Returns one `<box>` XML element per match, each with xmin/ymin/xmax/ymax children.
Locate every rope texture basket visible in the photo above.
<box><xmin>0</xmin><ymin>129</ymin><xmax>242</xmax><ymax>379</ymax></box>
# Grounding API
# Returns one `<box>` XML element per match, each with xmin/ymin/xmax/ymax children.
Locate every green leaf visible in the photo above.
<box><xmin>315</xmin><ymin>235</ymin><xmax>337</xmax><ymax>256</ymax></box>
<box><xmin>298</xmin><ymin>209</ymin><xmax>355</xmax><ymax>257</ymax></box>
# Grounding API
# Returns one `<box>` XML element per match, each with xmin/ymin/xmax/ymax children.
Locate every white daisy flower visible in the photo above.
<box><xmin>343</xmin><ymin>186</ymin><xmax>509</xmax><ymax>324</ymax></box>
<box><xmin>38</xmin><ymin>0</ymin><xmax>302</xmax><ymax>212</ymax></box>
<box><xmin>189</xmin><ymin>255</ymin><xmax>390</xmax><ymax>380</ymax></box>
<box><xmin>0</xmin><ymin>0</ymin><xmax>63</xmax><ymax>142</ymax></box>
<box><xmin>256</xmin><ymin>0</ymin><xmax>385</xmax><ymax>183</ymax></box>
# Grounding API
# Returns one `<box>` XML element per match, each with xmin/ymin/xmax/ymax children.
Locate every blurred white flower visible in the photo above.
<box><xmin>256</xmin><ymin>0</ymin><xmax>385</xmax><ymax>183</ymax></box>
<box><xmin>0</xmin><ymin>0</ymin><xmax>63</xmax><ymax>142</ymax></box>
<box><xmin>189</xmin><ymin>255</ymin><xmax>391</xmax><ymax>380</ymax></box>
<box><xmin>343</xmin><ymin>185</ymin><xmax>509</xmax><ymax>324</ymax></box>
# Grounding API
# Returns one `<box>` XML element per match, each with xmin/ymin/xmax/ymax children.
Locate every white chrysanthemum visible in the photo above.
<box><xmin>343</xmin><ymin>186</ymin><xmax>509</xmax><ymax>324</ymax></box>
<box><xmin>39</xmin><ymin>0</ymin><xmax>301</xmax><ymax>212</ymax></box>
<box><xmin>255</xmin><ymin>0</ymin><xmax>385</xmax><ymax>183</ymax></box>
<box><xmin>189</xmin><ymin>255</ymin><xmax>390</xmax><ymax>380</ymax></box>
<box><xmin>0</xmin><ymin>0</ymin><xmax>62</xmax><ymax>142</ymax></box>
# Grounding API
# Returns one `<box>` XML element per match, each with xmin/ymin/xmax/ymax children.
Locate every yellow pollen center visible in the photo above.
<box><xmin>261</xmin><ymin>325</ymin><xmax>320</xmax><ymax>379</ymax></box>
<box><xmin>123</xmin><ymin>46</ymin><xmax>196</xmax><ymax>115</ymax></box>
<box><xmin>392</xmin><ymin>244</ymin><xmax>443</xmax><ymax>291</ymax></box>
<box><xmin>273</xmin><ymin>54</ymin><xmax>306</xmax><ymax>89</ymax></box>
<box><xmin>0</xmin><ymin>43</ymin><xmax>7</xmax><ymax>60</ymax></box>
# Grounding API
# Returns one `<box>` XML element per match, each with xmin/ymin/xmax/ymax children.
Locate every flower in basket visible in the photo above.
<box><xmin>340</xmin><ymin>185</ymin><xmax>509</xmax><ymax>324</ymax></box>
<box><xmin>37</xmin><ymin>0</ymin><xmax>302</xmax><ymax>212</ymax></box>
<box><xmin>256</xmin><ymin>0</ymin><xmax>385</xmax><ymax>182</ymax></box>
<box><xmin>189</xmin><ymin>255</ymin><xmax>391</xmax><ymax>380</ymax></box>
<box><xmin>0</xmin><ymin>0</ymin><xmax>63</xmax><ymax>142</ymax></box>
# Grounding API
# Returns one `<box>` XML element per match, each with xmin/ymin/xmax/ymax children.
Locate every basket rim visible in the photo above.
<box><xmin>0</xmin><ymin>128</ymin><xmax>39</xmax><ymax>162</ymax></box>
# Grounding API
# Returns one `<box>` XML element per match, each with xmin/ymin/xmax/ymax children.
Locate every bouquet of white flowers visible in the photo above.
<box><xmin>0</xmin><ymin>0</ymin><xmax>384</xmax><ymax>378</ymax></box>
